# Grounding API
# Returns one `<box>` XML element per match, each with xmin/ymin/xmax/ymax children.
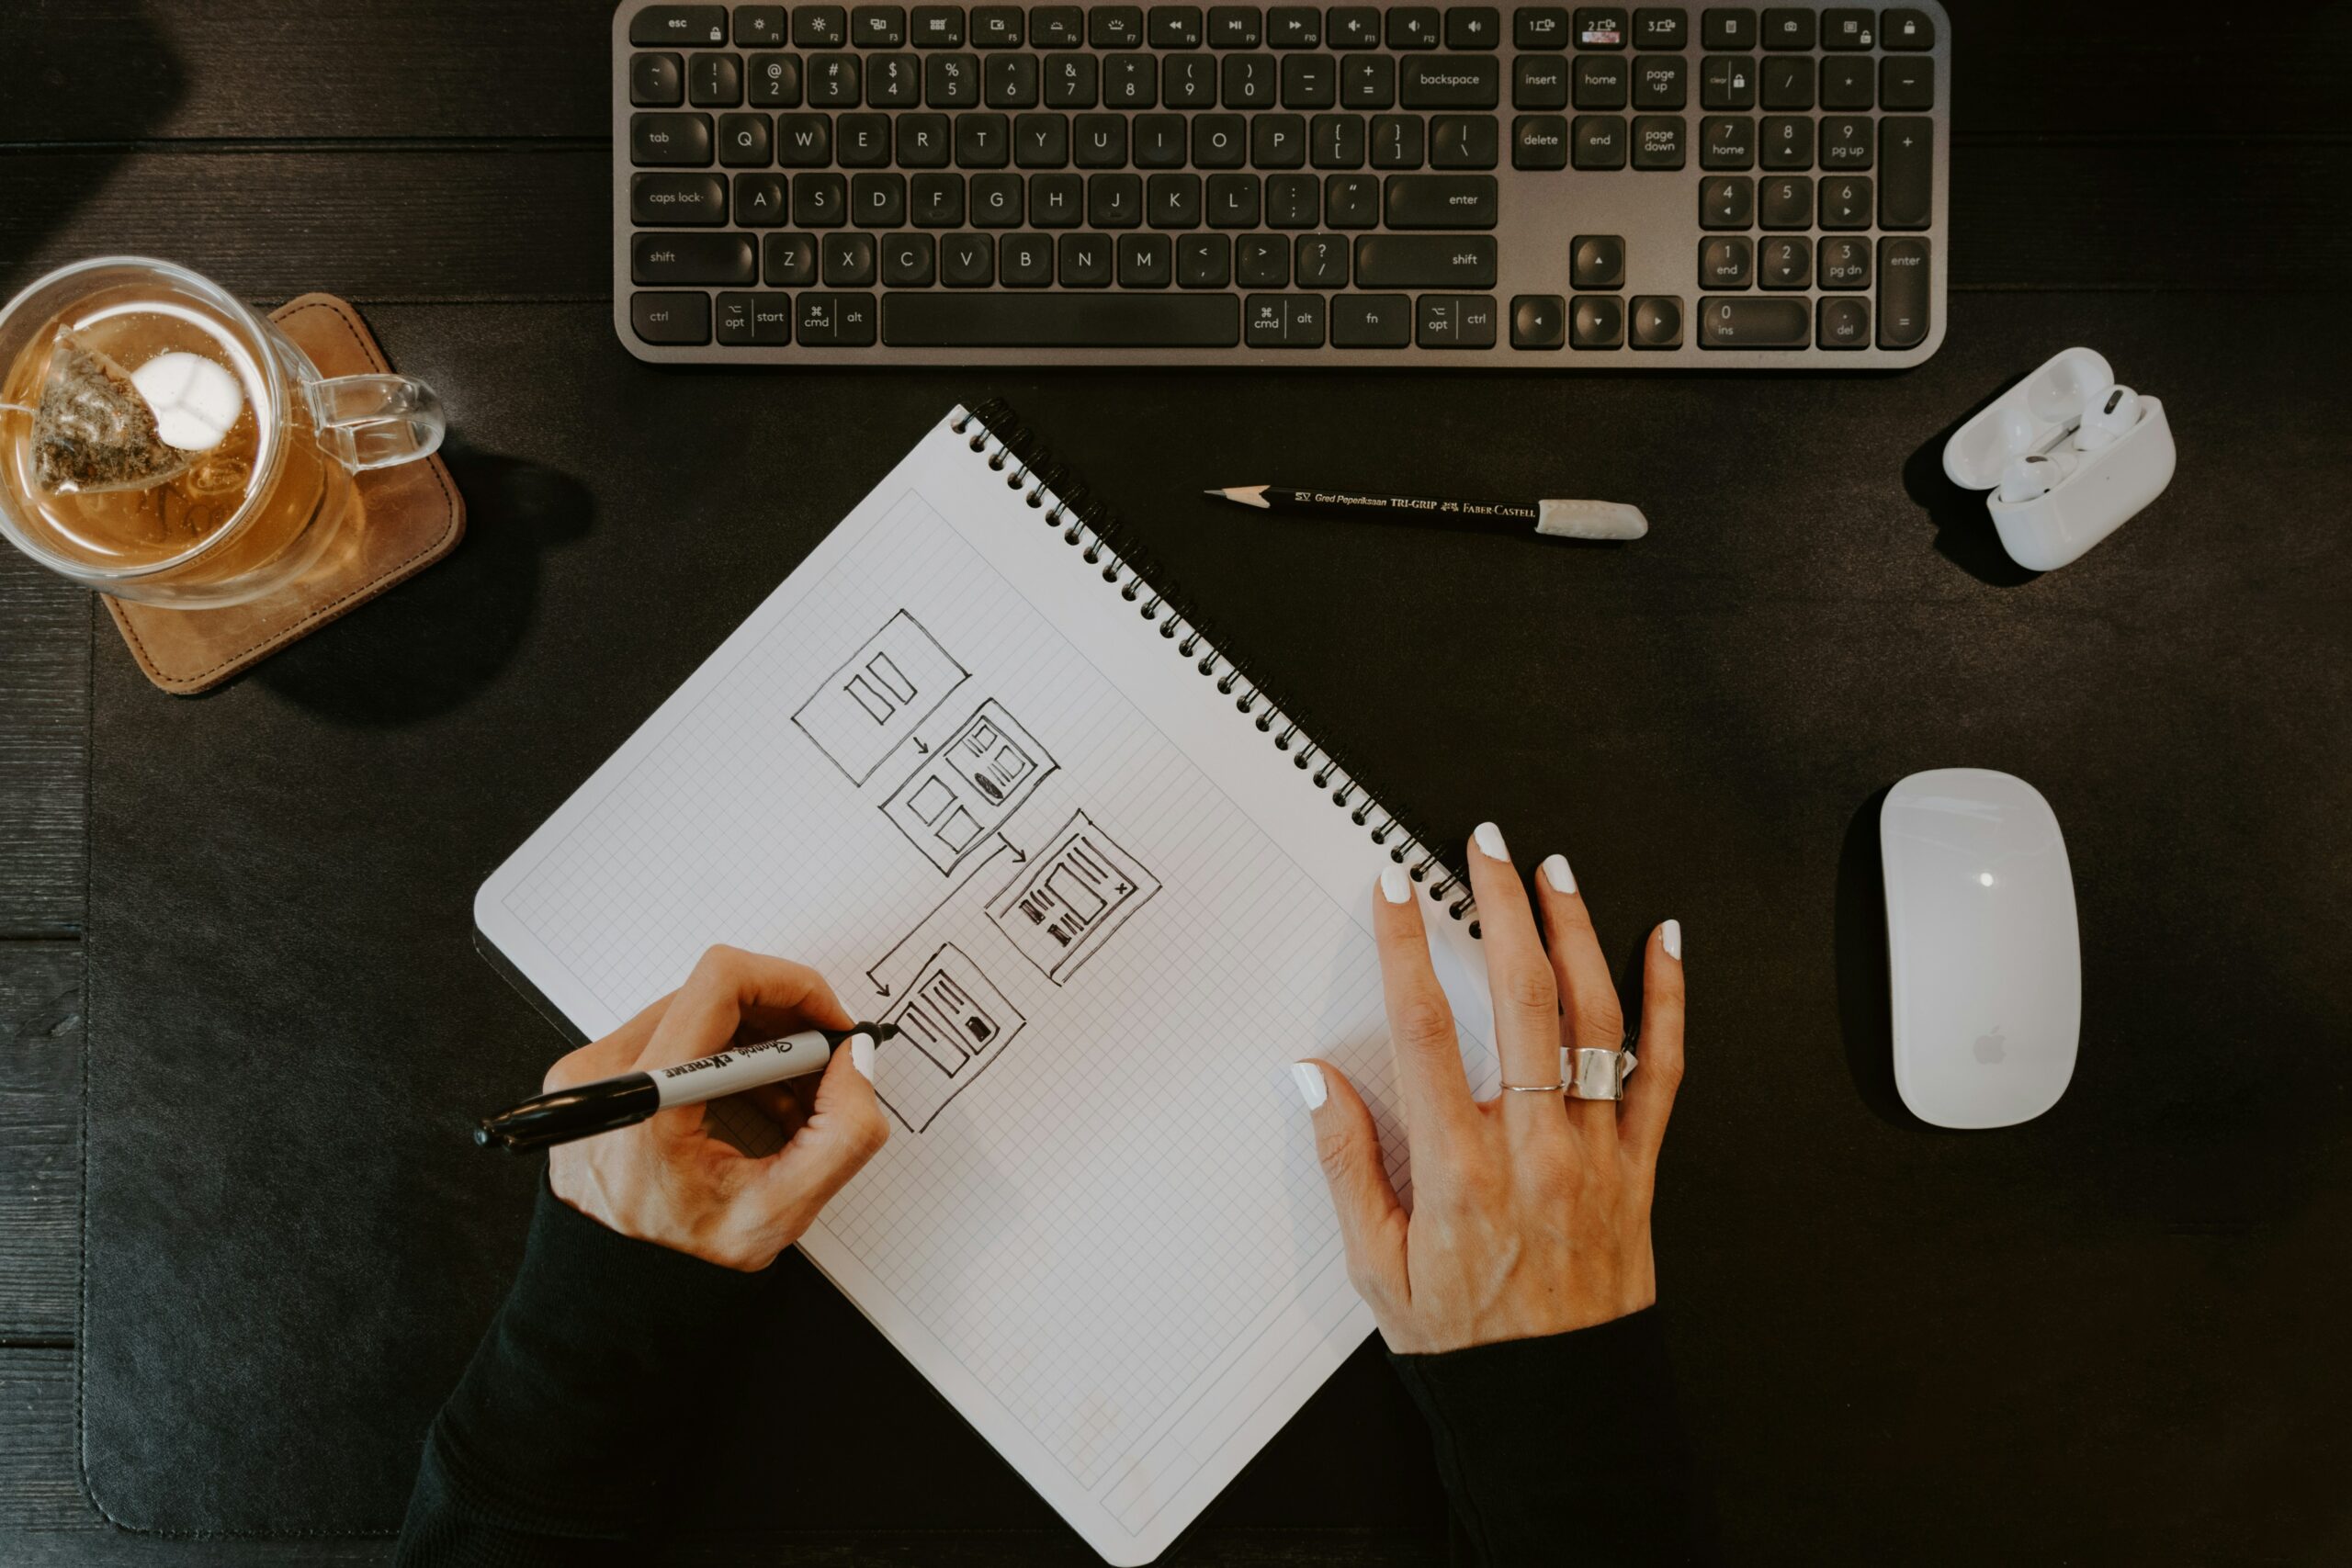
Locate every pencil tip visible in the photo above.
<box><xmin>1201</xmin><ymin>488</ymin><xmax>1226</xmax><ymax>499</ymax></box>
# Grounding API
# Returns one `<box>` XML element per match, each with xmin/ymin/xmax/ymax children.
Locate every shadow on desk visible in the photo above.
<box><xmin>1836</xmin><ymin>784</ymin><xmax>1909</xmax><ymax>1130</ymax></box>
<box><xmin>258</xmin><ymin>438</ymin><xmax>592</xmax><ymax>726</ymax></box>
<box><xmin>1904</xmin><ymin>380</ymin><xmax>2044</xmax><ymax>591</ymax></box>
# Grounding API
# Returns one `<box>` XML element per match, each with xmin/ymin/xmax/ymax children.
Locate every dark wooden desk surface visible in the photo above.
<box><xmin>5</xmin><ymin>4</ymin><xmax>2350</xmax><ymax>1563</ymax></box>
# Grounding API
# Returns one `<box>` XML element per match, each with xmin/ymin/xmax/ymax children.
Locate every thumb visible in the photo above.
<box><xmin>757</xmin><ymin>1031</ymin><xmax>892</xmax><ymax>1224</ymax></box>
<box><xmin>1294</xmin><ymin>1060</ymin><xmax>1408</xmax><ymax>1313</ymax></box>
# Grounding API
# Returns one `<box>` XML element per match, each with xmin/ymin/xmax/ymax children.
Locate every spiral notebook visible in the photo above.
<box><xmin>473</xmin><ymin>401</ymin><xmax>1499</xmax><ymax>1563</ymax></box>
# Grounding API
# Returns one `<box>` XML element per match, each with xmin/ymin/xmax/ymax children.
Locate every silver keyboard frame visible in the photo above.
<box><xmin>612</xmin><ymin>0</ymin><xmax>1950</xmax><ymax>367</ymax></box>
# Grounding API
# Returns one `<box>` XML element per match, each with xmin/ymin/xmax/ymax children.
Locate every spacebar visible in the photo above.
<box><xmin>882</xmin><ymin>293</ymin><xmax>1239</xmax><ymax>347</ymax></box>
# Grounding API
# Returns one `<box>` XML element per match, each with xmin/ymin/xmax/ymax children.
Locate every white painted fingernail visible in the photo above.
<box><xmin>1473</xmin><ymin>820</ymin><xmax>1510</xmax><ymax>862</ymax></box>
<box><xmin>849</xmin><ymin>1032</ymin><xmax>876</xmax><ymax>1081</ymax></box>
<box><xmin>1661</xmin><ymin>919</ymin><xmax>1682</xmax><ymax>961</ymax></box>
<box><xmin>1291</xmin><ymin>1062</ymin><xmax>1328</xmax><ymax>1111</ymax></box>
<box><xmin>1541</xmin><ymin>853</ymin><xmax>1576</xmax><ymax>895</ymax></box>
<box><xmin>1379</xmin><ymin>865</ymin><xmax>1411</xmax><ymax>904</ymax></box>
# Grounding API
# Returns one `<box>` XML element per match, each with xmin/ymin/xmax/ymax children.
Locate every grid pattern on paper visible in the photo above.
<box><xmin>500</xmin><ymin>480</ymin><xmax>1439</xmax><ymax>1497</ymax></box>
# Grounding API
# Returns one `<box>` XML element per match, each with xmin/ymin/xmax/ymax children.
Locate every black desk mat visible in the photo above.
<box><xmin>82</xmin><ymin>297</ymin><xmax>2352</xmax><ymax>1561</ymax></box>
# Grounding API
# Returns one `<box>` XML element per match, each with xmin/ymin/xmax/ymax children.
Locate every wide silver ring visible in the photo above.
<box><xmin>1562</xmin><ymin>1043</ymin><xmax>1639</xmax><ymax>1101</ymax></box>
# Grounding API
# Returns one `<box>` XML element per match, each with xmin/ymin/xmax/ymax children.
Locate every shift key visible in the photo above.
<box><xmin>1356</xmin><ymin>235</ymin><xmax>1498</xmax><ymax>288</ymax></box>
<box><xmin>632</xmin><ymin>231</ymin><xmax>757</xmax><ymax>284</ymax></box>
<box><xmin>1382</xmin><ymin>175</ymin><xmax>1499</xmax><ymax>230</ymax></box>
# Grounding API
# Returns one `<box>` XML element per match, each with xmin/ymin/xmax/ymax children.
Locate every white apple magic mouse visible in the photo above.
<box><xmin>1881</xmin><ymin>769</ymin><xmax>2081</xmax><ymax>1128</ymax></box>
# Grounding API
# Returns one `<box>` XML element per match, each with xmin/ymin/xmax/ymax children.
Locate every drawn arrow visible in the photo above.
<box><xmin>865</xmin><ymin>834</ymin><xmax>1024</xmax><ymax>996</ymax></box>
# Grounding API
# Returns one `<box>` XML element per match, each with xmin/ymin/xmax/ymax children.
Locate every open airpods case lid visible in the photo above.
<box><xmin>1942</xmin><ymin>346</ymin><xmax>2115</xmax><ymax>491</ymax></box>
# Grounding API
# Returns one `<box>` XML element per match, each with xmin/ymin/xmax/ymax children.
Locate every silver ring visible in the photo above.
<box><xmin>1500</xmin><ymin>1080</ymin><xmax>1566</xmax><ymax>1094</ymax></box>
<box><xmin>1563</xmin><ymin>1043</ymin><xmax>1639</xmax><ymax>1101</ymax></box>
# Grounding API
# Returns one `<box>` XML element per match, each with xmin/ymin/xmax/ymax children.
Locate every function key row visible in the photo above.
<box><xmin>634</xmin><ymin>6</ymin><xmax>1939</xmax><ymax>51</ymax></box>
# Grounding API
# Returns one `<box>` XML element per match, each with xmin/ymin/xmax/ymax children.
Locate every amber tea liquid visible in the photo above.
<box><xmin>0</xmin><ymin>284</ymin><xmax>347</xmax><ymax>600</ymax></box>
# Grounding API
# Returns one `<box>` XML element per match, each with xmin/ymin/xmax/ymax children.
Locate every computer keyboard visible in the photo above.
<box><xmin>613</xmin><ymin>1</ymin><xmax>1949</xmax><ymax>366</ymax></box>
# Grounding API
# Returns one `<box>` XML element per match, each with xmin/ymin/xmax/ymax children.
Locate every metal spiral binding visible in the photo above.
<box><xmin>950</xmin><ymin>401</ymin><xmax>1479</xmax><ymax>936</ymax></box>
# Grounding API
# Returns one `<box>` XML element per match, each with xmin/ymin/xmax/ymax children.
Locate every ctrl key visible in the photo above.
<box><xmin>630</xmin><ymin>290</ymin><xmax>711</xmax><ymax>345</ymax></box>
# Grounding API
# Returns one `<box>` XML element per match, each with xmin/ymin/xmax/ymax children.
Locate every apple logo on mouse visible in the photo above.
<box><xmin>1973</xmin><ymin>1026</ymin><xmax>2007</xmax><ymax>1066</ymax></box>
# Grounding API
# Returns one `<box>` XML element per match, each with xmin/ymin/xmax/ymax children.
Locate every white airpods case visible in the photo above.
<box><xmin>1942</xmin><ymin>347</ymin><xmax>2177</xmax><ymax>571</ymax></box>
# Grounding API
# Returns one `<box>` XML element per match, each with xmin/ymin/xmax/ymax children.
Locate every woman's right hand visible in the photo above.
<box><xmin>1295</xmin><ymin>822</ymin><xmax>1685</xmax><ymax>1355</ymax></box>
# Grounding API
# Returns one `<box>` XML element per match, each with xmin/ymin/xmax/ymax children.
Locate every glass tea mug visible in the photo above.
<box><xmin>0</xmin><ymin>257</ymin><xmax>445</xmax><ymax>608</ymax></box>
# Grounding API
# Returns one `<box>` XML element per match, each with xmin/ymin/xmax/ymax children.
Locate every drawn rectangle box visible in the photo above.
<box><xmin>877</xmin><ymin>943</ymin><xmax>1025</xmax><ymax>1134</ymax></box>
<box><xmin>988</xmin><ymin>809</ymin><xmax>1160</xmax><ymax>986</ymax></box>
<box><xmin>881</xmin><ymin>700</ymin><xmax>1056</xmax><ymax>873</ymax></box>
<box><xmin>793</xmin><ymin>610</ymin><xmax>969</xmax><ymax>785</ymax></box>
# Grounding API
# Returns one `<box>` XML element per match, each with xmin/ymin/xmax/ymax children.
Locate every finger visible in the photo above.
<box><xmin>1619</xmin><ymin>920</ymin><xmax>1686</xmax><ymax>1164</ymax></box>
<box><xmin>1463</xmin><ymin>823</ymin><xmax>1566</xmax><ymax>1134</ymax></box>
<box><xmin>1294</xmin><ymin>1060</ymin><xmax>1408</xmax><ymax>1315</ymax></box>
<box><xmin>1533</xmin><ymin>851</ymin><xmax>1627</xmax><ymax>1140</ymax></box>
<box><xmin>756</xmin><ymin>1031</ymin><xmax>891</xmax><ymax>1226</ymax></box>
<box><xmin>1373</xmin><ymin>865</ymin><xmax>1479</xmax><ymax>1152</ymax></box>
<box><xmin>636</xmin><ymin>946</ymin><xmax>854</xmax><ymax>1074</ymax></box>
<box><xmin>542</xmin><ymin>990</ymin><xmax>673</xmax><ymax>1091</ymax></box>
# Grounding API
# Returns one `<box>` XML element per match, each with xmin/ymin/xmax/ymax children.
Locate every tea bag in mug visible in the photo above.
<box><xmin>30</xmin><ymin>333</ymin><xmax>243</xmax><ymax>494</ymax></box>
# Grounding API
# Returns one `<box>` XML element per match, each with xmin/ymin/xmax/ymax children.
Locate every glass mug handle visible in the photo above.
<box><xmin>303</xmin><ymin>374</ymin><xmax>445</xmax><ymax>472</ymax></box>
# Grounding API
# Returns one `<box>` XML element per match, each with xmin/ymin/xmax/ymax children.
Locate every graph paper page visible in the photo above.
<box><xmin>475</xmin><ymin>408</ymin><xmax>1497</xmax><ymax>1565</ymax></box>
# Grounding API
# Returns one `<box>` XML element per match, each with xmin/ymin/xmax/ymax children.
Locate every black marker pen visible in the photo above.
<box><xmin>474</xmin><ymin>1023</ymin><xmax>898</xmax><ymax>1153</ymax></box>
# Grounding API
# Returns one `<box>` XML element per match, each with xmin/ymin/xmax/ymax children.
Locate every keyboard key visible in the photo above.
<box><xmin>996</xmin><ymin>231</ymin><xmax>1050</xmax><ymax>283</ymax></box>
<box><xmin>1563</xmin><ymin>238</ymin><xmax>1624</xmax><ymax>295</ymax></box>
<box><xmin>1877</xmin><ymin>235</ymin><xmax>1929</xmax><ymax>347</ymax></box>
<box><xmin>1817</xmin><ymin>294</ymin><xmax>1869</xmax><ymax>348</ymax></box>
<box><xmin>1698</xmin><ymin>173</ymin><xmax>1752</xmax><ymax>227</ymax></box>
<box><xmin>633</xmin><ymin>231</ymin><xmax>757</xmax><ymax>284</ymax></box>
<box><xmin>1633</xmin><ymin>55</ymin><xmax>1685</xmax><ymax>109</ymax></box>
<box><xmin>1383</xmin><ymin>173</ymin><xmax>1498</xmax><ymax>227</ymax></box>
<box><xmin>928</xmin><ymin>51</ymin><xmax>980</xmax><ymax>103</ymax></box>
<box><xmin>1510</xmin><ymin>293</ymin><xmax>1566</xmax><ymax>347</ymax></box>
<box><xmin>796</xmin><ymin>6</ymin><xmax>851</xmax><ymax>43</ymax></box>
<box><xmin>1325</xmin><ymin>172</ymin><xmax>1380</xmax><ymax>224</ymax></box>
<box><xmin>795</xmin><ymin>170</ymin><xmax>849</xmax><ymax>222</ymax></box>
<box><xmin>1700</xmin><ymin>114</ymin><xmax>1752</xmax><ymax>168</ymax></box>
<box><xmin>1448</xmin><ymin>7</ymin><xmax>1503</xmax><ymax>48</ymax></box>
<box><xmin>1431</xmin><ymin>114</ymin><xmax>1499</xmax><ymax>167</ymax></box>
<box><xmin>735</xmin><ymin>6</ymin><xmax>788</xmax><ymax>44</ymax></box>
<box><xmin>733</xmin><ymin>170</ymin><xmax>789</xmax><ymax>223</ymax></box>
<box><xmin>1759</xmin><ymin>6</ymin><xmax>1811</xmax><ymax>48</ymax></box>
<box><xmin>1698</xmin><ymin>294</ymin><xmax>1805</xmax><ymax>346</ymax></box>
<box><xmin>1880</xmin><ymin>116</ymin><xmax>1931</xmax><ymax>228</ymax></box>
<box><xmin>1817</xmin><ymin>233</ymin><xmax>1870</xmax><ymax>288</ymax></box>
<box><xmin>1820</xmin><ymin>115</ymin><xmax>1872</xmax><ymax>168</ymax></box>
<box><xmin>1091</xmin><ymin>5</ymin><xmax>1146</xmax><ymax>46</ymax></box>
<box><xmin>632</xmin><ymin>171</ymin><xmax>729</xmax><ymax>223</ymax></box>
<box><xmin>1632</xmin><ymin>114</ymin><xmax>1683</xmax><ymax>169</ymax></box>
<box><xmin>1699</xmin><ymin>6</ymin><xmax>1752</xmax><ymax>47</ymax></box>
<box><xmin>1573</xmin><ymin>8</ymin><xmax>1627</xmax><ymax>46</ymax></box>
<box><xmin>1758</xmin><ymin>174</ymin><xmax>1808</xmax><ymax>227</ymax></box>
<box><xmin>1225</xmin><ymin>52</ymin><xmax>1278</xmax><ymax>106</ymax></box>
<box><xmin>764</xmin><ymin>231</ymin><xmax>818</xmax><ymax>281</ymax></box>
<box><xmin>1118</xmin><ymin>232</ymin><xmax>1174</xmax><ymax>285</ymax></box>
<box><xmin>1571</xmin><ymin>115</ymin><xmax>1626</xmax><ymax>168</ymax></box>
<box><xmin>1697</xmin><ymin>233</ymin><xmax>1749</xmax><ymax>287</ymax></box>
<box><xmin>884</xmin><ymin>231</ymin><xmax>938</xmax><ymax>282</ymax></box>
<box><xmin>1345</xmin><ymin>56</ymin><xmax>1397</xmax><ymax>107</ymax></box>
<box><xmin>1032</xmin><ymin>5</ymin><xmax>1084</xmax><ymax>44</ymax></box>
<box><xmin>1417</xmin><ymin>292</ymin><xmax>1498</xmax><ymax>345</ymax></box>
<box><xmin>1149</xmin><ymin>5</ymin><xmax>1204</xmax><ymax>45</ymax></box>
<box><xmin>1513</xmin><ymin>114</ymin><xmax>1568</xmax><ymax>168</ymax></box>
<box><xmin>1632</xmin><ymin>7</ymin><xmax>1685</xmax><ymax>48</ymax></box>
<box><xmin>630</xmin><ymin>290</ymin><xmax>713</xmax><ymax>343</ymax></box>
<box><xmin>940</xmin><ymin>231</ymin><xmax>996</xmax><ymax>282</ymax></box>
<box><xmin>1700</xmin><ymin>54</ymin><xmax>1754</xmax><ymax>110</ymax></box>
<box><xmin>1881</xmin><ymin>55</ymin><xmax>1933</xmax><ymax>110</ymax></box>
<box><xmin>1629</xmin><ymin>293</ymin><xmax>1680</xmax><ymax>347</ymax></box>
<box><xmin>1267</xmin><ymin>5</ymin><xmax>1320</xmax><ymax>45</ymax></box>
<box><xmin>883</xmin><ymin>291</ymin><xmax>1240</xmax><ymax>342</ymax></box>
<box><xmin>1817</xmin><ymin>174</ymin><xmax>1870</xmax><ymax>229</ymax></box>
<box><xmin>1237</xmin><ymin>233</ymin><xmax>1290</xmax><ymax>283</ymax></box>
<box><xmin>1178</xmin><ymin>231</ymin><xmax>1232</xmax><ymax>284</ymax></box>
<box><xmin>1515</xmin><ymin>54</ymin><xmax>1569</xmax><ymax>107</ymax></box>
<box><xmin>1516</xmin><ymin>6</ymin><xmax>1569</xmax><ymax>46</ymax></box>
<box><xmin>717</xmin><ymin>288</ymin><xmax>793</xmax><ymax>342</ymax></box>
<box><xmin>1253</xmin><ymin>112</ymin><xmax>1308</xmax><ymax>166</ymax></box>
<box><xmin>719</xmin><ymin>109</ymin><xmax>774</xmax><ymax>164</ymax></box>
<box><xmin>1758</xmin><ymin>56</ymin><xmax>1810</xmax><ymax>110</ymax></box>
<box><xmin>1354</xmin><ymin>233</ymin><xmax>1498</xmax><ymax>287</ymax></box>
<box><xmin>1574</xmin><ymin>55</ymin><xmax>1627</xmax><ymax>108</ymax></box>
<box><xmin>1821</xmin><ymin>56</ymin><xmax>1872</xmax><ymax>109</ymax></box>
<box><xmin>776</xmin><ymin>112</ymin><xmax>832</xmax><ymax>163</ymax></box>
<box><xmin>1330</xmin><ymin>6</ymin><xmax>1382</xmax><ymax>47</ymax></box>
<box><xmin>632</xmin><ymin>52</ymin><xmax>684</xmax><ymax>105</ymax></box>
<box><xmin>842</xmin><ymin>114</ymin><xmax>900</xmax><ymax>168</ymax></box>
<box><xmin>1820</xmin><ymin>7</ymin><xmax>1872</xmax><ymax>48</ymax></box>
<box><xmin>1246</xmin><ymin>293</ymin><xmax>1317</xmax><ymax>346</ymax></box>
<box><xmin>1757</xmin><ymin>234</ymin><xmax>1806</xmax><ymax>288</ymax></box>
<box><xmin>824</xmin><ymin>231</ymin><xmax>879</xmax><ymax>283</ymax></box>
<box><xmin>1403</xmin><ymin>56</ymin><xmax>1501</xmax><ymax>107</ymax></box>
<box><xmin>1207</xmin><ymin>4</ymin><xmax>1262</xmax><ymax>45</ymax></box>
<box><xmin>1388</xmin><ymin>7</ymin><xmax>1441</xmax><ymax>47</ymax></box>
<box><xmin>973</xmin><ymin>5</ymin><xmax>1025</xmax><ymax>42</ymax></box>
<box><xmin>1570</xmin><ymin>294</ymin><xmax>1622</xmax><ymax>347</ymax></box>
<box><xmin>631</xmin><ymin>111</ymin><xmax>714</xmax><ymax>164</ymax></box>
<box><xmin>1293</xmin><ymin>232</ymin><xmax>1349</xmax><ymax>287</ymax></box>
<box><xmin>749</xmin><ymin>52</ymin><xmax>804</xmax><ymax>105</ymax></box>
<box><xmin>1311</xmin><ymin>112</ymin><xmax>1366</xmax><ymax>167</ymax></box>
<box><xmin>1759</xmin><ymin>114</ymin><xmax>1811</xmax><ymax>169</ymax></box>
<box><xmin>1332</xmin><ymin>293</ymin><xmax>1413</xmax><ymax>346</ymax></box>
<box><xmin>854</xmin><ymin>6</ymin><xmax>909</xmax><ymax>43</ymax></box>
<box><xmin>1266</xmin><ymin>170</ymin><xmax>1319</xmax><ymax>223</ymax></box>
<box><xmin>1882</xmin><ymin>6</ymin><xmax>1934</xmax><ymax>49</ymax></box>
<box><xmin>633</xmin><ymin>6</ymin><xmax>730</xmax><ymax>46</ymax></box>
<box><xmin>1061</xmin><ymin>231</ymin><xmax>1115</xmax><ymax>281</ymax></box>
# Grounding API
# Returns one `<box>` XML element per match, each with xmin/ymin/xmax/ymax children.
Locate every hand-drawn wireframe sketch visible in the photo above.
<box><xmin>792</xmin><ymin>610</ymin><xmax>970</xmax><ymax>785</ymax></box>
<box><xmin>876</xmin><ymin>943</ymin><xmax>1027</xmax><ymax>1133</ymax></box>
<box><xmin>987</xmin><ymin>809</ymin><xmax>1161</xmax><ymax>985</ymax></box>
<box><xmin>881</xmin><ymin>700</ymin><xmax>1057</xmax><ymax>873</ymax></box>
<box><xmin>866</xmin><ymin>839</ymin><xmax>1018</xmax><ymax>998</ymax></box>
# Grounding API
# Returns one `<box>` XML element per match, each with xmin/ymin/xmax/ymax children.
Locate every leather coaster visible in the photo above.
<box><xmin>102</xmin><ymin>293</ymin><xmax>465</xmax><ymax>694</ymax></box>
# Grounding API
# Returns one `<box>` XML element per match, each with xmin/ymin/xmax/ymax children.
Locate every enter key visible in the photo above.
<box><xmin>1354</xmin><ymin>235</ymin><xmax>1498</xmax><ymax>288</ymax></box>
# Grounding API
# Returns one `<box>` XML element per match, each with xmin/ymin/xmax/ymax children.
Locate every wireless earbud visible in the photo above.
<box><xmin>1943</xmin><ymin>348</ymin><xmax>2178</xmax><ymax>571</ymax></box>
<box><xmin>2072</xmin><ymin>384</ymin><xmax>2141</xmax><ymax>452</ymax></box>
<box><xmin>1997</xmin><ymin>451</ymin><xmax>2077</xmax><ymax>503</ymax></box>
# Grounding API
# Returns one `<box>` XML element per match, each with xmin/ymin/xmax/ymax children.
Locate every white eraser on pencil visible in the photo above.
<box><xmin>1536</xmin><ymin>499</ymin><xmax>1648</xmax><ymax>540</ymax></box>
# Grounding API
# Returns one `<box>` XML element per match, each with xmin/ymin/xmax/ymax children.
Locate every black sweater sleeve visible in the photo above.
<box><xmin>394</xmin><ymin>1180</ymin><xmax>780</xmax><ymax>1567</ymax></box>
<box><xmin>1388</xmin><ymin>1309</ymin><xmax>1718</xmax><ymax>1567</ymax></box>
